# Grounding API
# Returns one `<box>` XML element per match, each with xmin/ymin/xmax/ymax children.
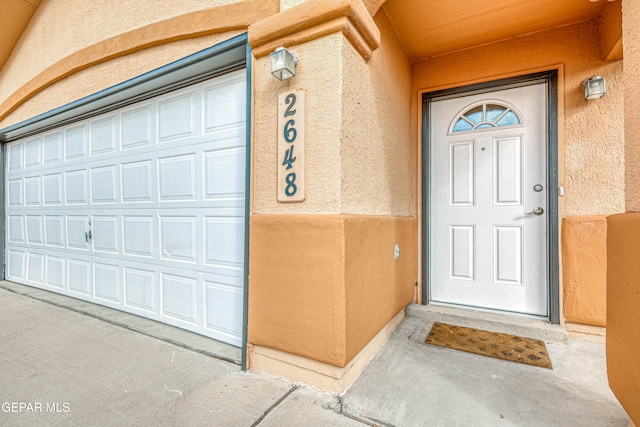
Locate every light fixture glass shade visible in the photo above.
<box><xmin>582</xmin><ymin>76</ymin><xmax>606</xmax><ymax>100</ymax></box>
<box><xmin>270</xmin><ymin>47</ymin><xmax>297</xmax><ymax>80</ymax></box>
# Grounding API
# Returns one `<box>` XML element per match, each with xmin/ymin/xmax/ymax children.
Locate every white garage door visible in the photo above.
<box><xmin>5</xmin><ymin>69</ymin><xmax>247</xmax><ymax>347</ymax></box>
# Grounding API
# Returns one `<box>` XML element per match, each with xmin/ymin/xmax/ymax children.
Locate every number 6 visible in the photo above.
<box><xmin>284</xmin><ymin>119</ymin><xmax>297</xmax><ymax>143</ymax></box>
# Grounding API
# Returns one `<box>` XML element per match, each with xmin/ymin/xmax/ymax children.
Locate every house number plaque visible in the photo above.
<box><xmin>277</xmin><ymin>89</ymin><xmax>305</xmax><ymax>202</ymax></box>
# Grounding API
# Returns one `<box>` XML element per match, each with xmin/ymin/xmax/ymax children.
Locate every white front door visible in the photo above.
<box><xmin>429</xmin><ymin>83</ymin><xmax>548</xmax><ymax>316</ymax></box>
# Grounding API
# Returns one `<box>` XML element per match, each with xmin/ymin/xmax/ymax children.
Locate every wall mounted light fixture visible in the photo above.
<box><xmin>270</xmin><ymin>47</ymin><xmax>298</xmax><ymax>81</ymax></box>
<box><xmin>582</xmin><ymin>75</ymin><xmax>607</xmax><ymax>100</ymax></box>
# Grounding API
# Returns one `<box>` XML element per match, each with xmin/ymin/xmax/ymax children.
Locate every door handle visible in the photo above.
<box><xmin>85</xmin><ymin>230</ymin><xmax>92</xmax><ymax>242</ymax></box>
<box><xmin>525</xmin><ymin>207</ymin><xmax>544</xmax><ymax>216</ymax></box>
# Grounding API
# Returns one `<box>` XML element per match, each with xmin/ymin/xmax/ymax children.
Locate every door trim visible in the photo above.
<box><xmin>421</xmin><ymin>71</ymin><xmax>560</xmax><ymax>324</ymax></box>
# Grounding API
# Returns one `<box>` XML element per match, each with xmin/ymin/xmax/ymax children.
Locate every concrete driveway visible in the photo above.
<box><xmin>0</xmin><ymin>284</ymin><xmax>629</xmax><ymax>426</ymax></box>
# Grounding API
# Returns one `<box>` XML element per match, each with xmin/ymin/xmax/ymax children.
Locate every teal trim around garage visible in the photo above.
<box><xmin>241</xmin><ymin>40</ymin><xmax>252</xmax><ymax>372</ymax></box>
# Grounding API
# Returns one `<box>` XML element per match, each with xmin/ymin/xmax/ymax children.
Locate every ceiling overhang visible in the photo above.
<box><xmin>381</xmin><ymin>0</ymin><xmax>621</xmax><ymax>61</ymax></box>
<box><xmin>0</xmin><ymin>0</ymin><xmax>40</xmax><ymax>72</ymax></box>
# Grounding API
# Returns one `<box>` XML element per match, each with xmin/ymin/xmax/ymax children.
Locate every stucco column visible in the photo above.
<box><xmin>246</xmin><ymin>0</ymin><xmax>416</xmax><ymax>392</ymax></box>
<box><xmin>624</xmin><ymin>0</ymin><xmax>640</xmax><ymax>211</ymax></box>
<box><xmin>607</xmin><ymin>1</ymin><xmax>640</xmax><ymax>425</ymax></box>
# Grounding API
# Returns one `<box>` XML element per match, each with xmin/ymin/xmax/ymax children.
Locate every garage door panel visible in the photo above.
<box><xmin>205</xmin><ymin>278</ymin><xmax>242</xmax><ymax>346</ymax></box>
<box><xmin>121</xmin><ymin>104</ymin><xmax>154</xmax><ymax>150</ymax></box>
<box><xmin>44</xmin><ymin>216</ymin><xmax>66</xmax><ymax>247</ymax></box>
<box><xmin>205</xmin><ymin>217</ymin><xmax>244</xmax><ymax>274</ymax></box>
<box><xmin>46</xmin><ymin>255</ymin><xmax>65</xmax><ymax>290</ymax></box>
<box><xmin>44</xmin><ymin>131</ymin><xmax>63</xmax><ymax>164</ymax></box>
<box><xmin>25</xmin><ymin>176</ymin><xmax>41</xmax><ymax>206</ymax></box>
<box><xmin>94</xmin><ymin>262</ymin><xmax>120</xmax><ymax>304</ymax></box>
<box><xmin>203</xmin><ymin>76</ymin><xmax>246</xmax><ymax>141</ymax></box>
<box><xmin>122</xmin><ymin>215</ymin><xmax>155</xmax><ymax>258</ymax></box>
<box><xmin>90</xmin><ymin>116</ymin><xmax>118</xmax><ymax>156</ymax></box>
<box><xmin>124</xmin><ymin>267</ymin><xmax>156</xmax><ymax>313</ymax></box>
<box><xmin>90</xmin><ymin>165</ymin><xmax>118</xmax><ymax>204</ymax></box>
<box><xmin>158</xmin><ymin>154</ymin><xmax>196</xmax><ymax>201</ymax></box>
<box><xmin>121</xmin><ymin>160</ymin><xmax>155</xmax><ymax>203</ymax></box>
<box><xmin>8</xmin><ymin>179</ymin><xmax>22</xmax><ymax>206</ymax></box>
<box><xmin>7</xmin><ymin>250</ymin><xmax>26</xmax><ymax>281</ymax></box>
<box><xmin>160</xmin><ymin>216</ymin><xmax>197</xmax><ymax>263</ymax></box>
<box><xmin>204</xmin><ymin>147</ymin><xmax>246</xmax><ymax>202</ymax></box>
<box><xmin>92</xmin><ymin>215</ymin><xmax>119</xmax><ymax>254</ymax></box>
<box><xmin>9</xmin><ymin>142</ymin><xmax>23</xmax><ymax>171</ymax></box>
<box><xmin>68</xmin><ymin>258</ymin><xmax>91</xmax><ymax>296</ymax></box>
<box><xmin>8</xmin><ymin>216</ymin><xmax>25</xmax><ymax>244</ymax></box>
<box><xmin>161</xmin><ymin>272</ymin><xmax>198</xmax><ymax>325</ymax></box>
<box><xmin>65</xmin><ymin>125</ymin><xmax>88</xmax><ymax>160</ymax></box>
<box><xmin>43</xmin><ymin>173</ymin><xmax>63</xmax><ymax>205</ymax></box>
<box><xmin>27</xmin><ymin>253</ymin><xmax>45</xmax><ymax>285</ymax></box>
<box><xmin>67</xmin><ymin>216</ymin><xmax>90</xmax><ymax>250</ymax></box>
<box><xmin>65</xmin><ymin>169</ymin><xmax>88</xmax><ymax>205</ymax></box>
<box><xmin>25</xmin><ymin>137</ymin><xmax>42</xmax><ymax>167</ymax></box>
<box><xmin>26</xmin><ymin>216</ymin><xmax>44</xmax><ymax>245</ymax></box>
<box><xmin>6</xmin><ymin>69</ymin><xmax>247</xmax><ymax>347</ymax></box>
<box><xmin>158</xmin><ymin>92</ymin><xmax>196</xmax><ymax>142</ymax></box>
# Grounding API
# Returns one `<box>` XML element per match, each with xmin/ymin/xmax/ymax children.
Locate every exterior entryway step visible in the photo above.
<box><xmin>407</xmin><ymin>304</ymin><xmax>568</xmax><ymax>344</ymax></box>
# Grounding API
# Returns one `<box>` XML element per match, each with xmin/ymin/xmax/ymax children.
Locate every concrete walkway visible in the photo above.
<box><xmin>0</xmin><ymin>286</ymin><xmax>629</xmax><ymax>426</ymax></box>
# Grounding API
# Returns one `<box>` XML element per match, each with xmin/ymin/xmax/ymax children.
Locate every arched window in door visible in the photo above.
<box><xmin>450</xmin><ymin>101</ymin><xmax>523</xmax><ymax>134</ymax></box>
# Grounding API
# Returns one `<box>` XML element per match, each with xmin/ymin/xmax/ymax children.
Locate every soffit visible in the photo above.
<box><xmin>0</xmin><ymin>0</ymin><xmax>40</xmax><ymax>72</ymax></box>
<box><xmin>383</xmin><ymin>0</ymin><xmax>612</xmax><ymax>60</ymax></box>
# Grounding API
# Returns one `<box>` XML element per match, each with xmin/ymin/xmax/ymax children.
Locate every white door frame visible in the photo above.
<box><xmin>421</xmin><ymin>71</ymin><xmax>560</xmax><ymax>324</ymax></box>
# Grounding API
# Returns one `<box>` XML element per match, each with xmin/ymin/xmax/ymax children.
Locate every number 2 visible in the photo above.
<box><xmin>284</xmin><ymin>94</ymin><xmax>296</xmax><ymax>117</ymax></box>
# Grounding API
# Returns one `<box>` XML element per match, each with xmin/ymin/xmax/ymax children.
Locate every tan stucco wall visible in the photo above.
<box><xmin>0</xmin><ymin>0</ymin><xmax>278</xmax><ymax>127</ymax></box>
<box><xmin>340</xmin><ymin>11</ymin><xmax>413</xmax><ymax>216</ymax></box>
<box><xmin>280</xmin><ymin>0</ymin><xmax>306</xmax><ymax>10</ymax></box>
<box><xmin>413</xmin><ymin>20</ymin><xmax>625</xmax><ymax>217</ymax></box>
<box><xmin>249</xmin><ymin>215</ymin><xmax>347</xmax><ymax>366</ymax></box>
<box><xmin>248</xmin><ymin>214</ymin><xmax>415</xmax><ymax>367</ymax></box>
<box><xmin>0</xmin><ymin>0</ymin><xmax>238</xmax><ymax>103</ymax></box>
<box><xmin>624</xmin><ymin>0</ymin><xmax>640</xmax><ymax>211</ymax></box>
<box><xmin>600</xmin><ymin>0</ymin><xmax>623</xmax><ymax>61</ymax></box>
<box><xmin>0</xmin><ymin>32</ymin><xmax>242</xmax><ymax>127</ymax></box>
<box><xmin>344</xmin><ymin>216</ymin><xmax>415</xmax><ymax>362</ymax></box>
<box><xmin>562</xmin><ymin>216</ymin><xmax>607</xmax><ymax>326</ymax></box>
<box><xmin>252</xmin><ymin>10</ymin><xmax>412</xmax><ymax>216</ymax></box>
<box><xmin>249</xmin><ymin>8</ymin><xmax>415</xmax><ymax>368</ymax></box>
<box><xmin>252</xmin><ymin>33</ymin><xmax>344</xmax><ymax>214</ymax></box>
<box><xmin>607</xmin><ymin>213</ymin><xmax>640</xmax><ymax>424</ymax></box>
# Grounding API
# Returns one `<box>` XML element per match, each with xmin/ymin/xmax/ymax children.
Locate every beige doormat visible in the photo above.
<box><xmin>425</xmin><ymin>322</ymin><xmax>553</xmax><ymax>369</ymax></box>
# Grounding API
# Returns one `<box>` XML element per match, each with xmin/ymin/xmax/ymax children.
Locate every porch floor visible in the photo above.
<box><xmin>0</xmin><ymin>285</ymin><xmax>629</xmax><ymax>426</ymax></box>
<box><xmin>342</xmin><ymin>308</ymin><xmax>628</xmax><ymax>426</ymax></box>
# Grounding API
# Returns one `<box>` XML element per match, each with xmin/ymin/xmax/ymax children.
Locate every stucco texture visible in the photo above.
<box><xmin>252</xmin><ymin>34</ymin><xmax>344</xmax><ymax>214</ymax></box>
<box><xmin>252</xmin><ymin>11</ymin><xmax>413</xmax><ymax>216</ymax></box>
<box><xmin>561</xmin><ymin>216</ymin><xmax>607</xmax><ymax>326</ymax></box>
<box><xmin>0</xmin><ymin>0</ymin><xmax>279</xmax><ymax>127</ymax></box>
<box><xmin>624</xmin><ymin>0</ymin><xmax>640</xmax><ymax>211</ymax></box>
<box><xmin>0</xmin><ymin>0</ymin><xmax>238</xmax><ymax>103</ymax></box>
<box><xmin>340</xmin><ymin>11</ymin><xmax>413</xmax><ymax>216</ymax></box>
<box><xmin>607</xmin><ymin>213</ymin><xmax>640</xmax><ymax>424</ymax></box>
<box><xmin>413</xmin><ymin>20</ymin><xmax>625</xmax><ymax>217</ymax></box>
<box><xmin>0</xmin><ymin>32</ymin><xmax>241</xmax><ymax>127</ymax></box>
<box><xmin>248</xmin><ymin>214</ymin><xmax>415</xmax><ymax>367</ymax></box>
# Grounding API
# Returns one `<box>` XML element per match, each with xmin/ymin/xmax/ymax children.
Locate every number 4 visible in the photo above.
<box><xmin>282</xmin><ymin>145</ymin><xmax>296</xmax><ymax>169</ymax></box>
